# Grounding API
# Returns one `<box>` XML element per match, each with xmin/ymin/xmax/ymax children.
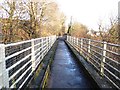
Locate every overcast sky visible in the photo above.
<box><xmin>56</xmin><ymin>0</ymin><xmax>119</xmax><ymax>31</ymax></box>
<box><xmin>0</xmin><ymin>0</ymin><xmax>119</xmax><ymax>31</ymax></box>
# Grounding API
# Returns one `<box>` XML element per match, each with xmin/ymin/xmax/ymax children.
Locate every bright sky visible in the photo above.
<box><xmin>56</xmin><ymin>0</ymin><xmax>119</xmax><ymax>31</ymax></box>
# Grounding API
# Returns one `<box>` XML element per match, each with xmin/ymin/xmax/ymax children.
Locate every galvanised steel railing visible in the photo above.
<box><xmin>67</xmin><ymin>36</ymin><xmax>120</xmax><ymax>89</ymax></box>
<box><xmin>0</xmin><ymin>35</ymin><xmax>56</xmax><ymax>89</ymax></box>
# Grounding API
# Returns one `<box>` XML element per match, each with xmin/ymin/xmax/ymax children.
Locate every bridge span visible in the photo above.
<box><xmin>0</xmin><ymin>35</ymin><xmax>119</xmax><ymax>89</ymax></box>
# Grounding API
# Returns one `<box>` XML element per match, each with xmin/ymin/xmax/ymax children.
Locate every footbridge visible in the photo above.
<box><xmin>0</xmin><ymin>35</ymin><xmax>119</xmax><ymax>89</ymax></box>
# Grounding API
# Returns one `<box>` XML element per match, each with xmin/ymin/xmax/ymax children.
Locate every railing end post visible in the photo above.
<box><xmin>0</xmin><ymin>44</ymin><xmax>9</xmax><ymax>88</ymax></box>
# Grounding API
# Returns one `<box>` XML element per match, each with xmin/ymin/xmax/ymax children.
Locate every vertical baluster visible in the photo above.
<box><xmin>87</xmin><ymin>39</ymin><xmax>91</xmax><ymax>61</ymax></box>
<box><xmin>31</xmin><ymin>39</ymin><xmax>35</xmax><ymax>72</ymax></box>
<box><xmin>80</xmin><ymin>38</ymin><xmax>83</xmax><ymax>54</ymax></box>
<box><xmin>101</xmin><ymin>42</ymin><xmax>107</xmax><ymax>76</ymax></box>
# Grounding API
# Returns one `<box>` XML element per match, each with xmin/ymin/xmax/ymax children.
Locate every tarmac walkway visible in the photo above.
<box><xmin>47</xmin><ymin>39</ymin><xmax>94</xmax><ymax>88</ymax></box>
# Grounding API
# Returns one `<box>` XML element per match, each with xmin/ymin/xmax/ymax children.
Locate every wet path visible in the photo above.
<box><xmin>47</xmin><ymin>39</ymin><xmax>93</xmax><ymax>88</ymax></box>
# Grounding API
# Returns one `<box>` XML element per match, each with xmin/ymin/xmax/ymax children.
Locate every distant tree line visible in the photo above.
<box><xmin>67</xmin><ymin>17</ymin><xmax>119</xmax><ymax>44</ymax></box>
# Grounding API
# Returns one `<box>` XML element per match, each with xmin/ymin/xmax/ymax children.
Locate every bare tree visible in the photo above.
<box><xmin>108</xmin><ymin>17</ymin><xmax>119</xmax><ymax>44</ymax></box>
<box><xmin>19</xmin><ymin>0</ymin><xmax>55</xmax><ymax>38</ymax></box>
<box><xmin>0</xmin><ymin>0</ymin><xmax>66</xmax><ymax>42</ymax></box>
<box><xmin>0</xmin><ymin>0</ymin><xmax>16</xmax><ymax>43</ymax></box>
<box><xmin>69</xmin><ymin>21</ymin><xmax>88</xmax><ymax>38</ymax></box>
<box><xmin>98</xmin><ymin>17</ymin><xmax>119</xmax><ymax>44</ymax></box>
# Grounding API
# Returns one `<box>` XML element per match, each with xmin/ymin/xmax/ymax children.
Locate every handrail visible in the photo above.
<box><xmin>0</xmin><ymin>35</ymin><xmax>56</xmax><ymax>89</ymax></box>
<box><xmin>67</xmin><ymin>35</ymin><xmax>120</xmax><ymax>89</ymax></box>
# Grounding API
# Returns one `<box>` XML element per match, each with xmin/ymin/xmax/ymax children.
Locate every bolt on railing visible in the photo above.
<box><xmin>0</xmin><ymin>35</ymin><xmax>56</xmax><ymax>89</ymax></box>
<box><xmin>67</xmin><ymin>36</ymin><xmax>120</xmax><ymax>89</ymax></box>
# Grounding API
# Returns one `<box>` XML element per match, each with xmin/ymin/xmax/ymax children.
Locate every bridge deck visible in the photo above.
<box><xmin>47</xmin><ymin>38</ymin><xmax>94</xmax><ymax>88</ymax></box>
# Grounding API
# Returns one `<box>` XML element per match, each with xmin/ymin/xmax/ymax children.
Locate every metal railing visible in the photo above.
<box><xmin>0</xmin><ymin>35</ymin><xmax>56</xmax><ymax>89</ymax></box>
<box><xmin>67</xmin><ymin>36</ymin><xmax>120</xmax><ymax>89</ymax></box>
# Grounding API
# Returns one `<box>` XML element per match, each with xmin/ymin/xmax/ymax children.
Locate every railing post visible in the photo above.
<box><xmin>72</xmin><ymin>37</ymin><xmax>74</xmax><ymax>46</ymax></box>
<box><xmin>51</xmin><ymin>37</ymin><xmax>52</xmax><ymax>46</ymax></box>
<box><xmin>101</xmin><ymin>41</ymin><xmax>107</xmax><ymax>76</ymax></box>
<box><xmin>88</xmin><ymin>39</ymin><xmax>91</xmax><ymax>53</ymax></box>
<box><xmin>48</xmin><ymin>36</ymin><xmax>51</xmax><ymax>50</ymax></box>
<box><xmin>68</xmin><ymin>36</ymin><xmax>69</xmax><ymax>42</ymax></box>
<box><xmin>87</xmin><ymin>39</ymin><xmax>91</xmax><ymax>61</ymax></box>
<box><xmin>31</xmin><ymin>39</ymin><xmax>35</xmax><ymax>72</ymax></box>
<box><xmin>67</xmin><ymin>35</ymin><xmax>68</xmax><ymax>41</ymax></box>
<box><xmin>41</xmin><ymin>38</ymin><xmax>44</xmax><ymax>59</ymax></box>
<box><xmin>74</xmin><ymin>37</ymin><xmax>75</xmax><ymax>46</ymax></box>
<box><xmin>69</xmin><ymin>36</ymin><xmax>71</xmax><ymax>43</ymax></box>
<box><xmin>50</xmin><ymin>36</ymin><xmax>52</xmax><ymax>47</ymax></box>
<box><xmin>47</xmin><ymin>37</ymin><xmax>49</xmax><ymax>52</ymax></box>
<box><xmin>80</xmin><ymin>38</ymin><xmax>83</xmax><ymax>54</ymax></box>
<box><xmin>76</xmin><ymin>38</ymin><xmax>78</xmax><ymax>46</ymax></box>
<box><xmin>69</xmin><ymin>36</ymin><xmax>70</xmax><ymax>42</ymax></box>
<box><xmin>0</xmin><ymin>44</ymin><xmax>9</xmax><ymax>88</ymax></box>
<box><xmin>71</xmin><ymin>37</ymin><xmax>72</xmax><ymax>45</ymax></box>
<box><xmin>71</xmin><ymin>36</ymin><xmax>72</xmax><ymax>44</ymax></box>
<box><xmin>73</xmin><ymin>37</ymin><xmax>74</xmax><ymax>45</ymax></box>
<box><xmin>54</xmin><ymin>36</ymin><xmax>56</xmax><ymax>42</ymax></box>
<box><xmin>76</xmin><ymin>38</ymin><xmax>79</xmax><ymax>51</ymax></box>
<box><xmin>75</xmin><ymin>37</ymin><xmax>76</xmax><ymax>46</ymax></box>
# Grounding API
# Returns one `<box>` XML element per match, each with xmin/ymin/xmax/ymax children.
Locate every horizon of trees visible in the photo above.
<box><xmin>67</xmin><ymin>16</ymin><xmax>119</xmax><ymax>44</ymax></box>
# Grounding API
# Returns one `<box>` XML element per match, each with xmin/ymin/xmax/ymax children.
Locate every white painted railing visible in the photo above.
<box><xmin>0</xmin><ymin>35</ymin><xmax>56</xmax><ymax>89</ymax></box>
<box><xmin>67</xmin><ymin>36</ymin><xmax>120</xmax><ymax>89</ymax></box>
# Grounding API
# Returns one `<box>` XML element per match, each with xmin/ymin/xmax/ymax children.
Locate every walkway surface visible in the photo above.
<box><xmin>47</xmin><ymin>38</ymin><xmax>94</xmax><ymax>88</ymax></box>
